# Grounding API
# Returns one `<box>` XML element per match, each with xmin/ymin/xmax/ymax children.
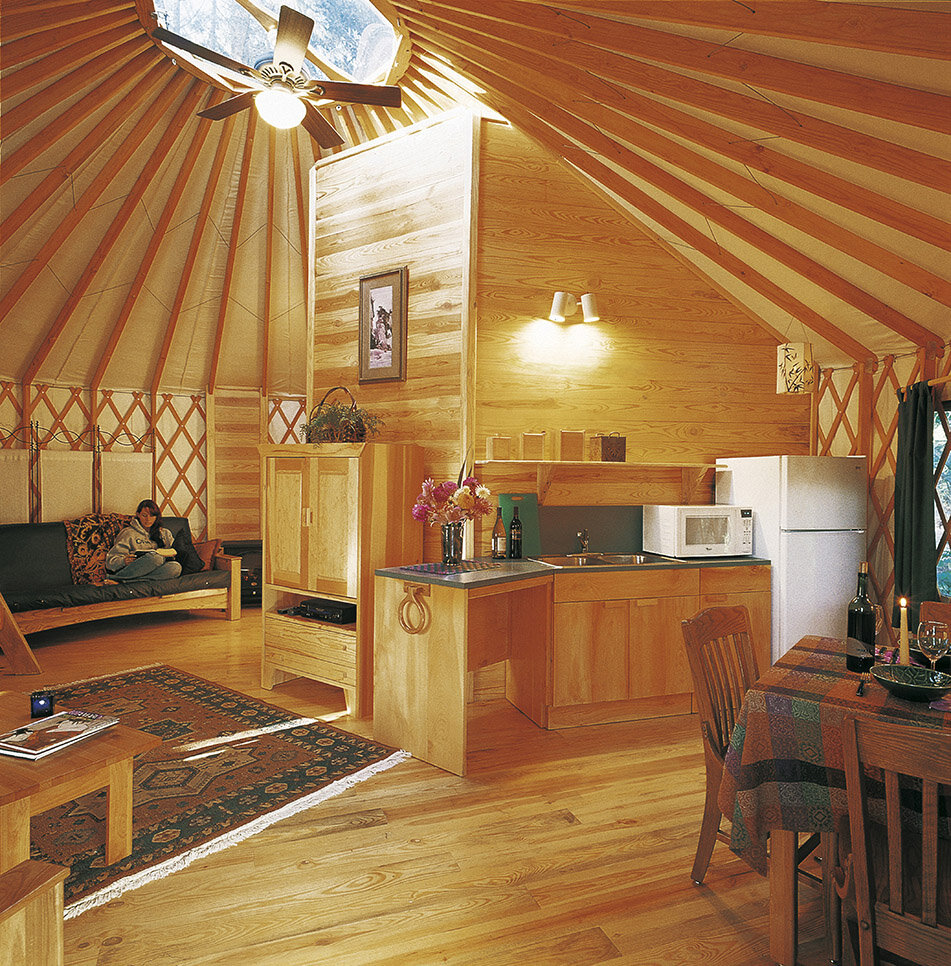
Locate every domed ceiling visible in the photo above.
<box><xmin>2</xmin><ymin>0</ymin><xmax>948</xmax><ymax>397</ymax></box>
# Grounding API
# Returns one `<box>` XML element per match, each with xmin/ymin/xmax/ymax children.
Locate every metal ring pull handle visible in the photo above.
<box><xmin>397</xmin><ymin>583</ymin><xmax>431</xmax><ymax>635</ymax></box>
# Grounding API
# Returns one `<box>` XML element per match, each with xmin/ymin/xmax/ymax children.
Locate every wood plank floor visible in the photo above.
<box><xmin>8</xmin><ymin>611</ymin><xmax>838</xmax><ymax>965</ymax></box>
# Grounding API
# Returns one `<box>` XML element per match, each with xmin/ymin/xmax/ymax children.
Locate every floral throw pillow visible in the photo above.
<box><xmin>64</xmin><ymin>513</ymin><xmax>131</xmax><ymax>585</ymax></box>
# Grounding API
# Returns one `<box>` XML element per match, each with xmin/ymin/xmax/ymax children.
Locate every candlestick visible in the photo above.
<box><xmin>899</xmin><ymin>597</ymin><xmax>910</xmax><ymax>665</ymax></box>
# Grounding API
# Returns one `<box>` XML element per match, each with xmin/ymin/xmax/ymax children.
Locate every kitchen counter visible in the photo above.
<box><xmin>376</xmin><ymin>554</ymin><xmax>769</xmax><ymax>587</ymax></box>
<box><xmin>374</xmin><ymin>553</ymin><xmax>772</xmax><ymax>775</ymax></box>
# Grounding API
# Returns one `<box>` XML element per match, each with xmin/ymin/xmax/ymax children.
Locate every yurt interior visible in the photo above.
<box><xmin>1</xmin><ymin>2</ymin><xmax>949</xmax><ymax>964</ymax></box>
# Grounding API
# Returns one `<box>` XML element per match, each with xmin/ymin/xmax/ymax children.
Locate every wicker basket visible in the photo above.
<box><xmin>301</xmin><ymin>387</ymin><xmax>382</xmax><ymax>443</ymax></box>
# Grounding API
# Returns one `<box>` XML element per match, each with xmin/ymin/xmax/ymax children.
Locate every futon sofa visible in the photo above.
<box><xmin>0</xmin><ymin>514</ymin><xmax>240</xmax><ymax>673</ymax></box>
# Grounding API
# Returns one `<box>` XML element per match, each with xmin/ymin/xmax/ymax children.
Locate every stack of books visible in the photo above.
<box><xmin>0</xmin><ymin>710</ymin><xmax>119</xmax><ymax>760</ymax></box>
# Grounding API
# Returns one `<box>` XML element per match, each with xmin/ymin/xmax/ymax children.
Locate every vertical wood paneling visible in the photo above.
<box><xmin>474</xmin><ymin>121</ymin><xmax>811</xmax><ymax>465</ymax></box>
<box><xmin>206</xmin><ymin>391</ymin><xmax>264</xmax><ymax>540</ymax></box>
<box><xmin>311</xmin><ymin>113</ymin><xmax>477</xmax><ymax>560</ymax></box>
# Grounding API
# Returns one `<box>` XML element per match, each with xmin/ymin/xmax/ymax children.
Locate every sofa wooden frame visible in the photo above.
<box><xmin>0</xmin><ymin>554</ymin><xmax>241</xmax><ymax>675</ymax></box>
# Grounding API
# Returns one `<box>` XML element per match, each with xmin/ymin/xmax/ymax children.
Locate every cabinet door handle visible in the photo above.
<box><xmin>302</xmin><ymin>508</ymin><xmax>313</xmax><ymax>527</ymax></box>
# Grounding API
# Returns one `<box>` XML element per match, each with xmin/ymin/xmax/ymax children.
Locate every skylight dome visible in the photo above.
<box><xmin>153</xmin><ymin>0</ymin><xmax>397</xmax><ymax>83</ymax></box>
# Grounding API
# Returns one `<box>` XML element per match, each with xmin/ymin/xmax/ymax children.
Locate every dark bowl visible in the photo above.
<box><xmin>871</xmin><ymin>664</ymin><xmax>951</xmax><ymax>702</ymax></box>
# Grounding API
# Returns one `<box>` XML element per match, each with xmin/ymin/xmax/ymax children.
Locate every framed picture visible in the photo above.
<box><xmin>359</xmin><ymin>267</ymin><xmax>407</xmax><ymax>383</ymax></box>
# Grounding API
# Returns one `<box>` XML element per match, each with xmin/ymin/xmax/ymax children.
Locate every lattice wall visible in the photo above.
<box><xmin>268</xmin><ymin>395</ymin><xmax>307</xmax><ymax>444</ymax></box>
<box><xmin>0</xmin><ymin>382</ymin><xmax>23</xmax><ymax>448</ymax></box>
<box><xmin>0</xmin><ymin>385</ymin><xmax>209</xmax><ymax>537</ymax></box>
<box><xmin>816</xmin><ymin>349</ymin><xmax>947</xmax><ymax>644</ymax></box>
<box><xmin>154</xmin><ymin>393</ymin><xmax>208</xmax><ymax>537</ymax></box>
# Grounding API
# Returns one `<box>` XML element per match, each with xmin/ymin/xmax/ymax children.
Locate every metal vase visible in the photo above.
<box><xmin>440</xmin><ymin>521</ymin><xmax>464</xmax><ymax>566</ymax></box>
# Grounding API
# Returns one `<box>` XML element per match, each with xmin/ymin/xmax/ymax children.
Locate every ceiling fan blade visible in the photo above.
<box><xmin>272</xmin><ymin>5</ymin><xmax>314</xmax><ymax>73</ymax></box>
<box><xmin>198</xmin><ymin>92</ymin><xmax>256</xmax><ymax>121</ymax></box>
<box><xmin>302</xmin><ymin>102</ymin><xmax>344</xmax><ymax>149</ymax></box>
<box><xmin>153</xmin><ymin>26</ymin><xmax>259</xmax><ymax>79</ymax></box>
<box><xmin>304</xmin><ymin>80</ymin><xmax>401</xmax><ymax>108</ymax></box>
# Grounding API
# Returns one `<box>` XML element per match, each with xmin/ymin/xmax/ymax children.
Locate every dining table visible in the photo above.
<box><xmin>717</xmin><ymin>634</ymin><xmax>951</xmax><ymax>965</ymax></box>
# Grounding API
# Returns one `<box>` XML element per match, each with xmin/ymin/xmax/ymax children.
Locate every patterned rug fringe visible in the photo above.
<box><xmin>64</xmin><ymin>749</ymin><xmax>410</xmax><ymax>920</ymax></box>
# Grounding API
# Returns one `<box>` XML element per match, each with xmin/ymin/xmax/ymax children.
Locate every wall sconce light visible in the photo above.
<box><xmin>776</xmin><ymin>342</ymin><xmax>817</xmax><ymax>394</ymax></box>
<box><xmin>549</xmin><ymin>292</ymin><xmax>600</xmax><ymax>323</ymax></box>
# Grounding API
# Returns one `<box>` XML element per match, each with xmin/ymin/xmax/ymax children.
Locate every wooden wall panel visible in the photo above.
<box><xmin>206</xmin><ymin>391</ymin><xmax>263</xmax><ymax>540</ymax></box>
<box><xmin>474</xmin><ymin>121</ymin><xmax>811</xmax><ymax>465</ymax></box>
<box><xmin>311</xmin><ymin>113</ymin><xmax>477</xmax><ymax>561</ymax></box>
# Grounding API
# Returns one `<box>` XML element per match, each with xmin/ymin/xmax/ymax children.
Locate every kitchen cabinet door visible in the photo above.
<box><xmin>552</xmin><ymin>599</ymin><xmax>629</xmax><ymax>707</ymax></box>
<box><xmin>627</xmin><ymin>595</ymin><xmax>698</xmax><ymax>698</ymax></box>
<box><xmin>309</xmin><ymin>457</ymin><xmax>360</xmax><ymax>598</ymax></box>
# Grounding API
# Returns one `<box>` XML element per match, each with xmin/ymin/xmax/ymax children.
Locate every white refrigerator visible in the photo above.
<box><xmin>715</xmin><ymin>455</ymin><xmax>867</xmax><ymax>663</ymax></box>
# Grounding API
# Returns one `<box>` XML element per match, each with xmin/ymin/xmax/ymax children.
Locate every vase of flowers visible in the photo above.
<box><xmin>412</xmin><ymin>472</ymin><xmax>493</xmax><ymax>566</ymax></box>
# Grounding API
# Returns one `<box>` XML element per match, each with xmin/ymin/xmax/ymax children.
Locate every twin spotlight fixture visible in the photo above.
<box><xmin>549</xmin><ymin>291</ymin><xmax>600</xmax><ymax>323</ymax></box>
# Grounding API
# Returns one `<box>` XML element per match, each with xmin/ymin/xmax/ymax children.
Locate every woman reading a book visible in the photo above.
<box><xmin>105</xmin><ymin>499</ymin><xmax>182</xmax><ymax>581</ymax></box>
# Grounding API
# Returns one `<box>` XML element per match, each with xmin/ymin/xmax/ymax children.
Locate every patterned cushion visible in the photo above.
<box><xmin>195</xmin><ymin>539</ymin><xmax>221</xmax><ymax>572</ymax></box>
<box><xmin>64</xmin><ymin>513</ymin><xmax>131</xmax><ymax>585</ymax></box>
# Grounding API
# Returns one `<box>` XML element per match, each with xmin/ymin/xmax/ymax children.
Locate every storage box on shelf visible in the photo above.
<box><xmin>258</xmin><ymin>442</ymin><xmax>423</xmax><ymax>718</ymax></box>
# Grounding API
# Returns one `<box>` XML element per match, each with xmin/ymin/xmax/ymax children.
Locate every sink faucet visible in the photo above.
<box><xmin>577</xmin><ymin>529</ymin><xmax>589</xmax><ymax>553</ymax></box>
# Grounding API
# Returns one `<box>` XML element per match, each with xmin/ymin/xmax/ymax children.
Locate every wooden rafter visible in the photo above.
<box><xmin>411</xmin><ymin>6</ymin><xmax>951</xmax><ymax>267</ymax></box>
<box><xmin>1</xmin><ymin>9</ymin><xmax>138</xmax><ymax>69</ymax></box>
<box><xmin>151</xmin><ymin>112</ymin><xmax>238</xmax><ymax>396</ymax></box>
<box><xmin>406</xmin><ymin>7</ymin><xmax>949</xmax><ymax>337</ymax></box>
<box><xmin>0</xmin><ymin>56</ymin><xmax>169</xmax><ymax>252</ymax></box>
<box><xmin>91</xmin><ymin>92</ymin><xmax>220</xmax><ymax>391</ymax></box>
<box><xmin>209</xmin><ymin>111</ymin><xmax>258</xmax><ymax>394</ymax></box>
<box><xmin>21</xmin><ymin>79</ymin><xmax>202</xmax><ymax>388</ymax></box>
<box><xmin>414</xmin><ymin>1</ymin><xmax>950</xmax><ymax>133</ymax></box>
<box><xmin>2</xmin><ymin>24</ymin><xmax>144</xmax><ymax>97</ymax></box>
<box><xmin>1</xmin><ymin>44</ymin><xmax>156</xmax><ymax>171</ymax></box>
<box><xmin>515</xmin><ymin>1</ymin><xmax>951</xmax><ymax>59</ymax></box>
<box><xmin>407</xmin><ymin>2</ymin><xmax>947</xmax><ymax>197</ymax></box>
<box><xmin>10</xmin><ymin>72</ymin><xmax>189</xmax><ymax>367</ymax></box>
<box><xmin>411</xmin><ymin>44</ymin><xmax>874</xmax><ymax>360</ymax></box>
<box><xmin>1</xmin><ymin>0</ymin><xmax>133</xmax><ymax>41</ymax></box>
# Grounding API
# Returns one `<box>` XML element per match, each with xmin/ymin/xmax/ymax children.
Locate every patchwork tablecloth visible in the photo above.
<box><xmin>718</xmin><ymin>635</ymin><xmax>951</xmax><ymax>875</ymax></box>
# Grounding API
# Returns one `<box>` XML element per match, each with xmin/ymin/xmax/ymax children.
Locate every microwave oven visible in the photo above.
<box><xmin>642</xmin><ymin>504</ymin><xmax>753</xmax><ymax>558</ymax></box>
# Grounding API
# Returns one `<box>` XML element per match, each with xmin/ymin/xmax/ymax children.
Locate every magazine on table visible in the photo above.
<box><xmin>0</xmin><ymin>710</ymin><xmax>119</xmax><ymax>760</ymax></box>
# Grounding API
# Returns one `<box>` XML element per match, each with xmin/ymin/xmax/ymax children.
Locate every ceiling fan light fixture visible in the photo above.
<box><xmin>254</xmin><ymin>87</ymin><xmax>306</xmax><ymax>128</ymax></box>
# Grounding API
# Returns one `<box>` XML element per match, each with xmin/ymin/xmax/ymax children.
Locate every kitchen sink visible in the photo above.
<box><xmin>532</xmin><ymin>554</ymin><xmax>605</xmax><ymax>567</ymax></box>
<box><xmin>531</xmin><ymin>552</ymin><xmax>680</xmax><ymax>568</ymax></box>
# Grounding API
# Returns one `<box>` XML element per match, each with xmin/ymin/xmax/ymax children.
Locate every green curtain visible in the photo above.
<box><xmin>893</xmin><ymin>380</ymin><xmax>938</xmax><ymax>629</ymax></box>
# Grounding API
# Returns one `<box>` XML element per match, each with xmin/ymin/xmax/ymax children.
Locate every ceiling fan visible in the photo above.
<box><xmin>152</xmin><ymin>4</ymin><xmax>401</xmax><ymax>148</ymax></box>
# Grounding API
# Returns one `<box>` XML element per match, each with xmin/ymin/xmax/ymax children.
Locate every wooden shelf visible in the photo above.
<box><xmin>474</xmin><ymin>460</ymin><xmax>715</xmax><ymax>506</ymax></box>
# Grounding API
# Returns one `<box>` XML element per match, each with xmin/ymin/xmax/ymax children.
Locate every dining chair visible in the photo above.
<box><xmin>838</xmin><ymin>714</ymin><xmax>951</xmax><ymax>966</ymax></box>
<box><xmin>680</xmin><ymin>604</ymin><xmax>761</xmax><ymax>884</ymax></box>
<box><xmin>918</xmin><ymin>599</ymin><xmax>951</xmax><ymax>626</ymax></box>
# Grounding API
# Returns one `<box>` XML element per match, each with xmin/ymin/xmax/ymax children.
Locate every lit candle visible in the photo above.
<box><xmin>899</xmin><ymin>597</ymin><xmax>910</xmax><ymax>665</ymax></box>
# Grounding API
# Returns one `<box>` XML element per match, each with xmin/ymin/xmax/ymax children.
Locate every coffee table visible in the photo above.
<box><xmin>0</xmin><ymin>691</ymin><xmax>162</xmax><ymax>874</ymax></box>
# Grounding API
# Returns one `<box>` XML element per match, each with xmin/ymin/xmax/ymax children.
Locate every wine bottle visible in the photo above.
<box><xmin>508</xmin><ymin>506</ymin><xmax>522</xmax><ymax>559</ymax></box>
<box><xmin>491</xmin><ymin>506</ymin><xmax>506</xmax><ymax>559</ymax></box>
<box><xmin>846</xmin><ymin>562</ymin><xmax>877</xmax><ymax>672</ymax></box>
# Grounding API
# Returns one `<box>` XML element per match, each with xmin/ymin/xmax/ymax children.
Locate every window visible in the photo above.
<box><xmin>153</xmin><ymin>0</ymin><xmax>396</xmax><ymax>82</ymax></box>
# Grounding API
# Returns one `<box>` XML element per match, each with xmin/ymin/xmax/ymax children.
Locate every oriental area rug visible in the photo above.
<box><xmin>30</xmin><ymin>664</ymin><xmax>407</xmax><ymax>919</ymax></box>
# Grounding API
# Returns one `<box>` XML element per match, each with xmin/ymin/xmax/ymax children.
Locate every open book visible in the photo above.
<box><xmin>0</xmin><ymin>710</ymin><xmax>119</xmax><ymax>760</ymax></box>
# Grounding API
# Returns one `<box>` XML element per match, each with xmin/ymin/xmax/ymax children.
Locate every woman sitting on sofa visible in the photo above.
<box><xmin>105</xmin><ymin>499</ymin><xmax>182</xmax><ymax>581</ymax></box>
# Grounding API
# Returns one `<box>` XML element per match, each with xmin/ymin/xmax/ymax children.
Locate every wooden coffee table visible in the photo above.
<box><xmin>0</xmin><ymin>691</ymin><xmax>162</xmax><ymax>874</ymax></box>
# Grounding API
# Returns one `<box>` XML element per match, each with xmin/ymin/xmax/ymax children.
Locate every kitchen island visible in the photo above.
<box><xmin>374</xmin><ymin>555</ymin><xmax>769</xmax><ymax>775</ymax></box>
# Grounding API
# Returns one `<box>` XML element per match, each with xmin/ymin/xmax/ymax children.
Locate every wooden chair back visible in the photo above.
<box><xmin>680</xmin><ymin>605</ymin><xmax>760</xmax><ymax>762</ymax></box>
<box><xmin>841</xmin><ymin>714</ymin><xmax>951</xmax><ymax>966</ymax></box>
<box><xmin>918</xmin><ymin>600</ymin><xmax>951</xmax><ymax>626</ymax></box>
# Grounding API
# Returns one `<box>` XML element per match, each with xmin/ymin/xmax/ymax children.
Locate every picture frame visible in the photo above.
<box><xmin>359</xmin><ymin>267</ymin><xmax>407</xmax><ymax>383</ymax></box>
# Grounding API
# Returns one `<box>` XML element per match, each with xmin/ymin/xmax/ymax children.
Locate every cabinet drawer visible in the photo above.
<box><xmin>554</xmin><ymin>568</ymin><xmax>699</xmax><ymax>603</ymax></box>
<box><xmin>264</xmin><ymin>614</ymin><xmax>357</xmax><ymax>674</ymax></box>
<box><xmin>700</xmin><ymin>565</ymin><xmax>770</xmax><ymax>595</ymax></box>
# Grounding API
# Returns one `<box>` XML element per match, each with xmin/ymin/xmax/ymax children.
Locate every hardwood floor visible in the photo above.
<box><xmin>8</xmin><ymin>611</ymin><xmax>837</xmax><ymax>965</ymax></box>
